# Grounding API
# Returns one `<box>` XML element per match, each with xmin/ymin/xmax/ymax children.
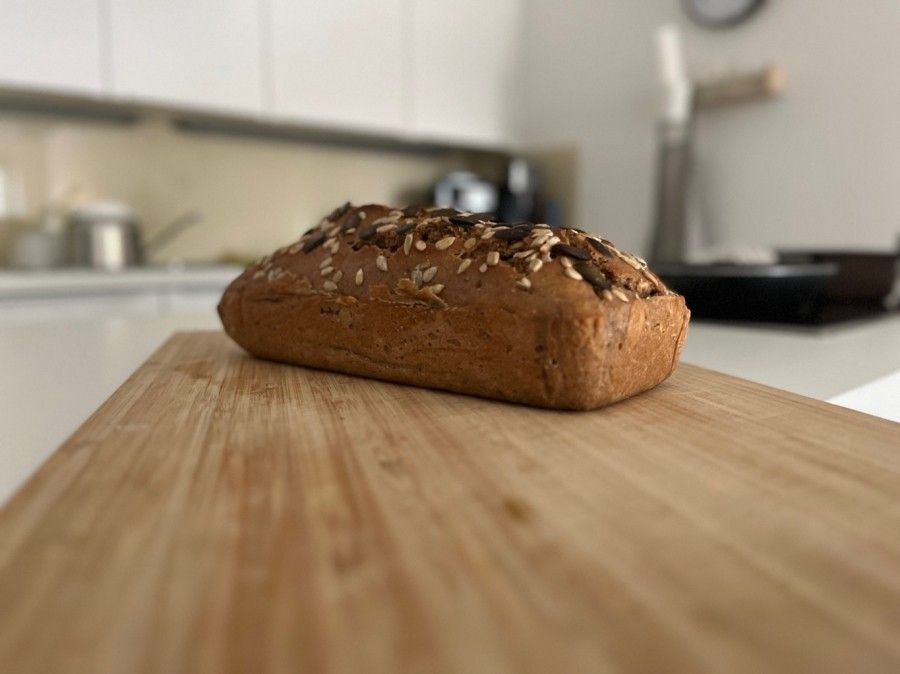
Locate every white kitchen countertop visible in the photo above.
<box><xmin>1</xmin><ymin>312</ymin><xmax>898</xmax><ymax>505</ymax></box>
<box><xmin>0</xmin><ymin>265</ymin><xmax>243</xmax><ymax>299</ymax></box>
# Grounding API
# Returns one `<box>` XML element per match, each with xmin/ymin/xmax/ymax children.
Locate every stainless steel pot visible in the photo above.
<box><xmin>65</xmin><ymin>203</ymin><xmax>203</xmax><ymax>270</ymax></box>
<box><xmin>66</xmin><ymin>203</ymin><xmax>143</xmax><ymax>270</ymax></box>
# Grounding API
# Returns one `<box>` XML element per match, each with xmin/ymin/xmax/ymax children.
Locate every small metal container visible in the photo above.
<box><xmin>66</xmin><ymin>203</ymin><xmax>144</xmax><ymax>270</ymax></box>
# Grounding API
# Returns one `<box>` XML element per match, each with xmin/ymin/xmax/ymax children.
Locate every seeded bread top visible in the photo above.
<box><xmin>241</xmin><ymin>203</ymin><xmax>676</xmax><ymax>314</ymax></box>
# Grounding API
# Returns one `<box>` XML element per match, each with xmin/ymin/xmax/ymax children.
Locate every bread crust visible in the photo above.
<box><xmin>218</xmin><ymin>204</ymin><xmax>690</xmax><ymax>409</ymax></box>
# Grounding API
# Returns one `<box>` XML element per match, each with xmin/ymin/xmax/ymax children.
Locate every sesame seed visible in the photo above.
<box><xmin>320</xmin><ymin>266</ymin><xmax>334</xmax><ymax>276</ymax></box>
<box><xmin>415</xmin><ymin>240</ymin><xmax>427</xmax><ymax>251</ymax></box>
<box><xmin>560</xmin><ymin>256</ymin><xmax>573</xmax><ymax>269</ymax></box>
<box><xmin>481</xmin><ymin>229</ymin><xmax>496</xmax><ymax>240</ymax></box>
<box><xmin>355</xmin><ymin>268</ymin><xmax>364</xmax><ymax>286</ymax></box>
<box><xmin>403</xmin><ymin>233</ymin><xmax>413</xmax><ymax>255</ymax></box>
<box><xmin>376</xmin><ymin>223</ymin><xmax>397</xmax><ymax>234</ymax></box>
<box><xmin>564</xmin><ymin>268</ymin><xmax>583</xmax><ymax>281</ymax></box>
<box><xmin>422</xmin><ymin>266</ymin><xmax>438</xmax><ymax>282</ymax></box>
<box><xmin>612</xmin><ymin>288</ymin><xmax>630</xmax><ymax>302</ymax></box>
<box><xmin>323</xmin><ymin>280</ymin><xmax>338</xmax><ymax>292</ymax></box>
<box><xmin>252</xmin><ymin>270</ymin><xmax>265</xmax><ymax>279</ymax></box>
<box><xmin>429</xmin><ymin>283</ymin><xmax>445</xmax><ymax>295</ymax></box>
<box><xmin>376</xmin><ymin>255</ymin><xmax>388</xmax><ymax>272</ymax></box>
<box><xmin>602</xmin><ymin>289</ymin><xmax>614</xmax><ymax>301</ymax></box>
<box><xmin>529</xmin><ymin>258</ymin><xmax>543</xmax><ymax>272</ymax></box>
<box><xmin>516</xmin><ymin>277</ymin><xmax>532</xmax><ymax>290</ymax></box>
<box><xmin>457</xmin><ymin>258</ymin><xmax>472</xmax><ymax>274</ymax></box>
<box><xmin>319</xmin><ymin>256</ymin><xmax>333</xmax><ymax>269</ymax></box>
<box><xmin>332</xmin><ymin>270</ymin><xmax>343</xmax><ymax>283</ymax></box>
<box><xmin>486</xmin><ymin>251</ymin><xmax>500</xmax><ymax>266</ymax></box>
<box><xmin>435</xmin><ymin>236</ymin><xmax>456</xmax><ymax>250</ymax></box>
<box><xmin>464</xmin><ymin>237</ymin><xmax>477</xmax><ymax>251</ymax></box>
<box><xmin>479</xmin><ymin>263</ymin><xmax>488</xmax><ymax>273</ymax></box>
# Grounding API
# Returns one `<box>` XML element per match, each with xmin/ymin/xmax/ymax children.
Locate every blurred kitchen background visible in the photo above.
<box><xmin>1</xmin><ymin>0</ymin><xmax>899</xmax><ymax>324</ymax></box>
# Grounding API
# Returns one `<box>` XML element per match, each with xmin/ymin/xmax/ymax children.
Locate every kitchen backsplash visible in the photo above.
<box><xmin>0</xmin><ymin>113</ymin><xmax>505</xmax><ymax>265</ymax></box>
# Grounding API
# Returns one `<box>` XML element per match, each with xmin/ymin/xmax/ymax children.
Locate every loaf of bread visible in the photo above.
<box><xmin>218</xmin><ymin>203</ymin><xmax>690</xmax><ymax>409</ymax></box>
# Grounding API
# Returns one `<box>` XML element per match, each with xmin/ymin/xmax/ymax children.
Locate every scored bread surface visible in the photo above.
<box><xmin>218</xmin><ymin>203</ymin><xmax>690</xmax><ymax>409</ymax></box>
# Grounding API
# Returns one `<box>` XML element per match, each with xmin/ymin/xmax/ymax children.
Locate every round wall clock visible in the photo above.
<box><xmin>682</xmin><ymin>0</ymin><xmax>766</xmax><ymax>28</ymax></box>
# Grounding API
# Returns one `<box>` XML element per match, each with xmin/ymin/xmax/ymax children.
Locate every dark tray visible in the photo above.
<box><xmin>653</xmin><ymin>251</ymin><xmax>898</xmax><ymax>324</ymax></box>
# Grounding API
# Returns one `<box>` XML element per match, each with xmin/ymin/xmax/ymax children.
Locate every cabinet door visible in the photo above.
<box><xmin>0</xmin><ymin>0</ymin><xmax>105</xmax><ymax>95</ymax></box>
<box><xmin>270</xmin><ymin>0</ymin><xmax>405</xmax><ymax>134</ymax></box>
<box><xmin>411</xmin><ymin>0</ymin><xmax>521</xmax><ymax>147</ymax></box>
<box><xmin>108</xmin><ymin>0</ymin><xmax>264</xmax><ymax>115</ymax></box>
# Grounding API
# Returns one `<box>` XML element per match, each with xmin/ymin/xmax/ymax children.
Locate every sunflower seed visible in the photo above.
<box><xmin>320</xmin><ymin>266</ymin><xmax>333</xmax><ymax>276</ymax></box>
<box><xmin>480</xmin><ymin>229</ymin><xmax>496</xmax><ymax>240</ymax></box>
<box><xmin>560</xmin><ymin>256</ymin><xmax>573</xmax><ymax>269</ymax></box>
<box><xmin>602</xmin><ymin>289</ymin><xmax>614</xmax><ymax>301</ymax></box>
<box><xmin>486</xmin><ymin>251</ymin><xmax>500</xmax><ymax>266</ymax></box>
<box><xmin>516</xmin><ymin>277</ymin><xmax>532</xmax><ymax>290</ymax></box>
<box><xmin>493</xmin><ymin>225</ymin><xmax>531</xmax><ymax>241</ymax></box>
<box><xmin>612</xmin><ymin>288</ymin><xmax>630</xmax><ymax>302</ymax></box>
<box><xmin>376</xmin><ymin>255</ymin><xmax>388</xmax><ymax>272</ymax></box>
<box><xmin>403</xmin><ymin>233</ymin><xmax>413</xmax><ymax>255</ymax></box>
<box><xmin>529</xmin><ymin>258</ymin><xmax>543</xmax><ymax>272</ymax></box>
<box><xmin>376</xmin><ymin>223</ymin><xmax>397</xmax><ymax>234</ymax></box>
<box><xmin>323</xmin><ymin>280</ymin><xmax>338</xmax><ymax>291</ymax></box>
<box><xmin>564</xmin><ymin>267</ymin><xmax>583</xmax><ymax>281</ymax></box>
<box><xmin>463</xmin><ymin>237</ymin><xmax>478</xmax><ymax>251</ymax></box>
<box><xmin>429</xmin><ymin>283</ymin><xmax>445</xmax><ymax>295</ymax></box>
<box><xmin>415</xmin><ymin>240</ymin><xmax>427</xmax><ymax>251</ymax></box>
<box><xmin>422</xmin><ymin>266</ymin><xmax>438</xmax><ymax>283</ymax></box>
<box><xmin>435</xmin><ymin>236</ymin><xmax>456</xmax><ymax>250</ymax></box>
<box><xmin>457</xmin><ymin>258</ymin><xmax>472</xmax><ymax>274</ymax></box>
<box><xmin>319</xmin><ymin>256</ymin><xmax>333</xmax><ymax>269</ymax></box>
<box><xmin>479</xmin><ymin>263</ymin><xmax>488</xmax><ymax>273</ymax></box>
<box><xmin>252</xmin><ymin>270</ymin><xmax>265</xmax><ymax>279</ymax></box>
<box><xmin>332</xmin><ymin>270</ymin><xmax>343</xmax><ymax>283</ymax></box>
<box><xmin>288</xmin><ymin>243</ymin><xmax>302</xmax><ymax>254</ymax></box>
<box><xmin>355</xmin><ymin>268</ymin><xmax>364</xmax><ymax>286</ymax></box>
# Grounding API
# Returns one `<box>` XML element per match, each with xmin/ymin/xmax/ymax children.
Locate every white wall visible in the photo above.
<box><xmin>521</xmin><ymin>0</ymin><xmax>900</xmax><ymax>255</ymax></box>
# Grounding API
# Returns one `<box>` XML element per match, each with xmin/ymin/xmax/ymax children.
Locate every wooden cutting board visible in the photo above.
<box><xmin>1</xmin><ymin>331</ymin><xmax>898</xmax><ymax>674</ymax></box>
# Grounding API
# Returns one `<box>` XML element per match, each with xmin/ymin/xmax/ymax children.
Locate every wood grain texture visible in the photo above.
<box><xmin>0</xmin><ymin>330</ymin><xmax>898</xmax><ymax>674</ymax></box>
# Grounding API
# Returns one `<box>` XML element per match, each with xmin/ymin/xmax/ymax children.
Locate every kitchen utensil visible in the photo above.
<box><xmin>65</xmin><ymin>204</ymin><xmax>204</xmax><ymax>270</ymax></box>
<box><xmin>655</xmin><ymin>261</ymin><xmax>838</xmax><ymax>323</ymax></box>
<box><xmin>1</xmin><ymin>331</ymin><xmax>898</xmax><ymax>673</ymax></box>
<box><xmin>433</xmin><ymin>171</ymin><xmax>498</xmax><ymax>214</ymax></box>
<box><xmin>66</xmin><ymin>202</ymin><xmax>143</xmax><ymax>270</ymax></box>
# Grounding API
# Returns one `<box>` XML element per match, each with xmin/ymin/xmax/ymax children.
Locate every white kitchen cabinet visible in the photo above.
<box><xmin>270</xmin><ymin>0</ymin><xmax>406</xmax><ymax>134</ymax></box>
<box><xmin>0</xmin><ymin>0</ymin><xmax>105</xmax><ymax>95</ymax></box>
<box><xmin>410</xmin><ymin>0</ymin><xmax>522</xmax><ymax>147</ymax></box>
<box><xmin>108</xmin><ymin>0</ymin><xmax>265</xmax><ymax>115</ymax></box>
